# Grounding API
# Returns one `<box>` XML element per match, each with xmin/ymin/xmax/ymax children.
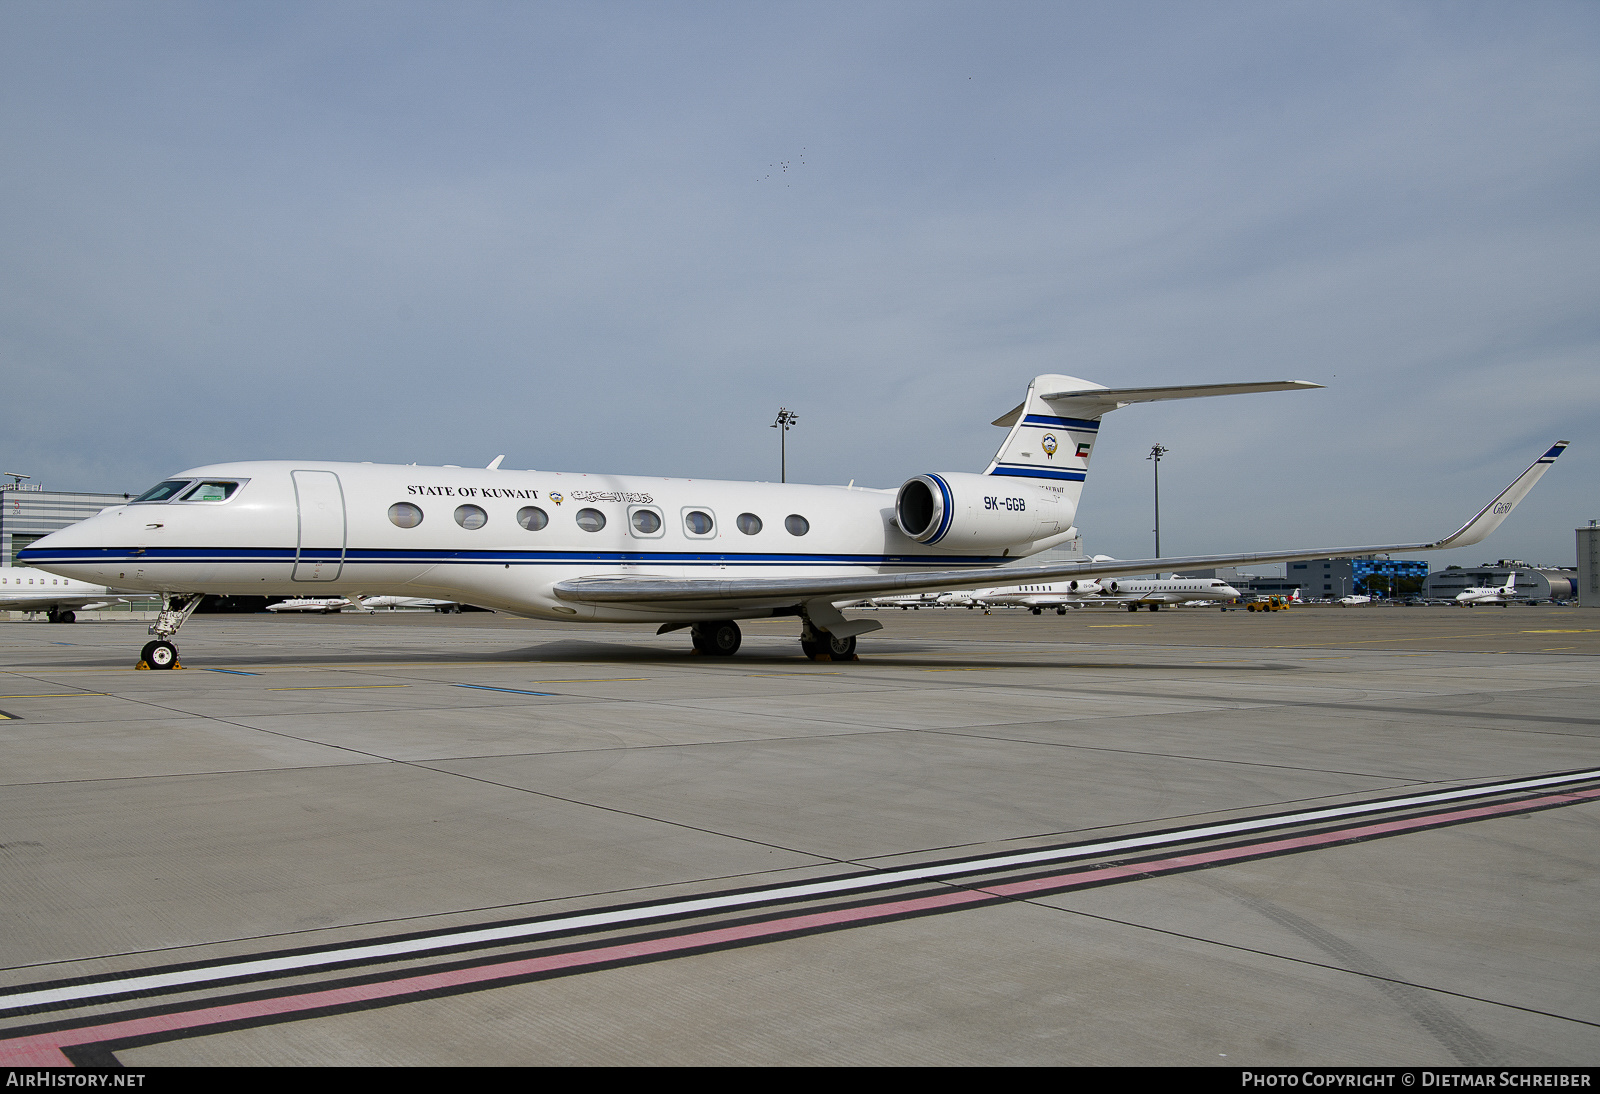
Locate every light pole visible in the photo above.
<box><xmin>772</xmin><ymin>408</ymin><xmax>798</xmax><ymax>483</ymax></box>
<box><xmin>1146</xmin><ymin>444</ymin><xmax>1168</xmax><ymax>557</ymax></box>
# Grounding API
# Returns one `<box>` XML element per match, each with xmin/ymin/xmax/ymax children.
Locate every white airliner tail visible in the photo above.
<box><xmin>984</xmin><ymin>375</ymin><xmax>1324</xmax><ymax>504</ymax></box>
<box><xmin>984</xmin><ymin>375</ymin><xmax>1110</xmax><ymax>506</ymax></box>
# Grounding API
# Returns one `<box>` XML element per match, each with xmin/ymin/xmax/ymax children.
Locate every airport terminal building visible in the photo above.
<box><xmin>1286</xmin><ymin>557</ymin><xmax>1430</xmax><ymax>598</ymax></box>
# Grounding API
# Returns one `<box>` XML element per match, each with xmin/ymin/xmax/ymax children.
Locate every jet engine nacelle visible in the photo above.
<box><xmin>895</xmin><ymin>473</ymin><xmax>1074</xmax><ymax>551</ymax></box>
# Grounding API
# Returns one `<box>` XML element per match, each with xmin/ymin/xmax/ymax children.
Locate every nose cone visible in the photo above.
<box><xmin>15</xmin><ymin>508</ymin><xmax>131</xmax><ymax>582</ymax></box>
<box><xmin>1220</xmin><ymin>585</ymin><xmax>1240</xmax><ymax>598</ymax></box>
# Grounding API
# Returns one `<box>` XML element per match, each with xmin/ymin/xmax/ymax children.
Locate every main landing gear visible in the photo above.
<box><xmin>799</xmin><ymin>623</ymin><xmax>856</xmax><ymax>661</ymax></box>
<box><xmin>690</xmin><ymin>620</ymin><xmax>742</xmax><ymax>656</ymax></box>
<box><xmin>670</xmin><ymin>602</ymin><xmax>877</xmax><ymax>662</ymax></box>
<box><xmin>45</xmin><ymin>609</ymin><xmax>76</xmax><ymax>624</ymax></box>
<box><xmin>137</xmin><ymin>593</ymin><xmax>203</xmax><ymax>670</ymax></box>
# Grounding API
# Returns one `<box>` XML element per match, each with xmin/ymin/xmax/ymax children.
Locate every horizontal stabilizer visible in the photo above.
<box><xmin>991</xmin><ymin>380</ymin><xmax>1320</xmax><ymax>426</ymax></box>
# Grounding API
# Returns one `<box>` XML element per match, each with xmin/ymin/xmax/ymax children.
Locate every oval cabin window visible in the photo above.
<box><xmin>388</xmin><ymin>503</ymin><xmax>424</xmax><ymax>528</ymax></box>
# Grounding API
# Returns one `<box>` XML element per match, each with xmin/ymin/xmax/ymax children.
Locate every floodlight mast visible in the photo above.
<box><xmin>1146</xmin><ymin>444</ymin><xmax>1168</xmax><ymax>558</ymax></box>
<box><xmin>772</xmin><ymin>408</ymin><xmax>799</xmax><ymax>483</ymax></box>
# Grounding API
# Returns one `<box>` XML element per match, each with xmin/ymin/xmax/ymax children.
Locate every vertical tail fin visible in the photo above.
<box><xmin>985</xmin><ymin>375</ymin><xmax>1107</xmax><ymax>508</ymax></box>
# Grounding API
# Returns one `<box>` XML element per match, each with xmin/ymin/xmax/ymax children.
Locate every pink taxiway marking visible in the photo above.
<box><xmin>5</xmin><ymin>785</ymin><xmax>1597</xmax><ymax>1066</ymax></box>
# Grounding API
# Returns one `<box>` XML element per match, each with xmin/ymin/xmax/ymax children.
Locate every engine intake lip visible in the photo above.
<box><xmin>896</xmin><ymin>475</ymin><xmax>953</xmax><ymax>544</ymax></box>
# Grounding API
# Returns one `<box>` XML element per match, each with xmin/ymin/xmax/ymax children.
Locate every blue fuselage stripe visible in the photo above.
<box><xmin>1022</xmin><ymin>414</ymin><xmax>1099</xmax><ymax>431</ymax></box>
<box><xmin>17</xmin><ymin>545</ymin><xmax>1010</xmax><ymax>569</ymax></box>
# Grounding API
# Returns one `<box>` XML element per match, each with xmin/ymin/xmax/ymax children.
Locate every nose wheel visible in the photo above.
<box><xmin>139</xmin><ymin>640</ymin><xmax>180</xmax><ymax>670</ymax></box>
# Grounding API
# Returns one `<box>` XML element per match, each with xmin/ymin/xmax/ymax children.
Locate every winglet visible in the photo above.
<box><xmin>1430</xmin><ymin>441</ymin><xmax>1568</xmax><ymax>550</ymax></box>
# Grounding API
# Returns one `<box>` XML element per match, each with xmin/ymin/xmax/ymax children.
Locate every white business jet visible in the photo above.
<box><xmin>961</xmin><ymin>574</ymin><xmax>1240</xmax><ymax>613</ymax></box>
<box><xmin>265</xmin><ymin>594</ymin><xmax>461</xmax><ymax>613</ymax></box>
<box><xmin>0</xmin><ymin>566</ymin><xmax>128</xmax><ymax>623</ymax></box>
<box><xmin>1456</xmin><ymin>574</ymin><xmax>1519</xmax><ymax>606</ymax></box>
<box><xmin>949</xmin><ymin>578</ymin><xmax>1106</xmax><ymax>613</ymax></box>
<box><xmin>1100</xmin><ymin>575</ymin><xmax>1242</xmax><ymax>611</ymax></box>
<box><xmin>17</xmin><ymin>375</ymin><xmax>1566</xmax><ymax>669</ymax></box>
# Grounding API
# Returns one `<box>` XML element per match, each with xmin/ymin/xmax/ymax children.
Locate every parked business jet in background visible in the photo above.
<box><xmin>1457</xmin><ymin>574</ymin><xmax>1520</xmax><ymax>606</ymax></box>
<box><xmin>0</xmin><ymin>566</ymin><xmax>129</xmax><ymax>623</ymax></box>
<box><xmin>18</xmin><ymin>374</ymin><xmax>1566</xmax><ymax>668</ymax></box>
<box><xmin>1100</xmin><ymin>575</ymin><xmax>1242</xmax><ymax>611</ymax></box>
<box><xmin>266</xmin><ymin>595</ymin><xmax>460</xmax><ymax>613</ymax></box>
<box><xmin>947</xmin><ymin>574</ymin><xmax>1240</xmax><ymax>613</ymax></box>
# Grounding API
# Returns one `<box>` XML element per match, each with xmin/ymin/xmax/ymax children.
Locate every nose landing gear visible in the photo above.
<box><xmin>136</xmin><ymin>593</ymin><xmax>203</xmax><ymax>669</ymax></box>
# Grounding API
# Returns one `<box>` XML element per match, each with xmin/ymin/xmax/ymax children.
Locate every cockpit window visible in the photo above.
<box><xmin>178</xmin><ymin>480</ymin><xmax>242</xmax><ymax>503</ymax></box>
<box><xmin>132</xmin><ymin>480</ymin><xmax>195</xmax><ymax>503</ymax></box>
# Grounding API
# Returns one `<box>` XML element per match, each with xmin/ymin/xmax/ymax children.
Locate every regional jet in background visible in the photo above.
<box><xmin>1098</xmin><ymin>575</ymin><xmax>1242</xmax><ymax>611</ymax></box>
<box><xmin>951</xmin><ymin>574</ymin><xmax>1240</xmax><ymax>613</ymax></box>
<box><xmin>0</xmin><ymin>566</ymin><xmax>129</xmax><ymax>623</ymax></box>
<box><xmin>17</xmin><ymin>373</ymin><xmax>1567</xmax><ymax>669</ymax></box>
<box><xmin>1456</xmin><ymin>574</ymin><xmax>1520</xmax><ymax>606</ymax></box>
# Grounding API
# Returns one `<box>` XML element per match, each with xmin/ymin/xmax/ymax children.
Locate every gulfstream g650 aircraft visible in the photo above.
<box><xmin>19</xmin><ymin>375</ymin><xmax>1566</xmax><ymax>668</ymax></box>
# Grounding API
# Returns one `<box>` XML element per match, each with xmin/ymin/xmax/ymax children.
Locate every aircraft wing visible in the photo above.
<box><xmin>554</xmin><ymin>441</ymin><xmax>1567</xmax><ymax>611</ymax></box>
<box><xmin>0</xmin><ymin>595</ymin><xmax>128</xmax><ymax>611</ymax></box>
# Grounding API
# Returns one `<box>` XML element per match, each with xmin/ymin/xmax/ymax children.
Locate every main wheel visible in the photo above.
<box><xmin>1126</xmin><ymin>603</ymin><xmax>1139</xmax><ymax>612</ymax></box>
<box><xmin>1030</xmin><ymin>607</ymin><xmax>1042</xmax><ymax>615</ymax></box>
<box><xmin>1056</xmin><ymin>607</ymin><xmax>1066</xmax><ymax>615</ymax></box>
<box><xmin>141</xmin><ymin>640</ymin><xmax>178</xmax><ymax>670</ymax></box>
<box><xmin>58</xmin><ymin>610</ymin><xmax>75</xmax><ymax>623</ymax></box>
<box><xmin>1150</xmin><ymin>604</ymin><xmax>1161</xmax><ymax>612</ymax></box>
<box><xmin>799</xmin><ymin>637</ymin><xmax>821</xmax><ymax>659</ymax></box>
<box><xmin>825</xmin><ymin>632</ymin><xmax>856</xmax><ymax>658</ymax></box>
<box><xmin>692</xmin><ymin>620</ymin><xmax>741</xmax><ymax>656</ymax></box>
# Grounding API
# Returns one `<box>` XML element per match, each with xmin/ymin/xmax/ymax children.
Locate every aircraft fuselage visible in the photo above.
<box><xmin>27</xmin><ymin>461</ymin><xmax>1075</xmax><ymax>623</ymax></box>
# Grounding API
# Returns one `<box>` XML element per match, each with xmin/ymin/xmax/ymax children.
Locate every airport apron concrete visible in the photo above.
<box><xmin>291</xmin><ymin>470</ymin><xmax>346</xmax><ymax>582</ymax></box>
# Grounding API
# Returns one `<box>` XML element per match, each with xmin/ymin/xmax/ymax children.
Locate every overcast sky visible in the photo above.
<box><xmin>3</xmin><ymin>1</ymin><xmax>1596</xmax><ymax>568</ymax></box>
